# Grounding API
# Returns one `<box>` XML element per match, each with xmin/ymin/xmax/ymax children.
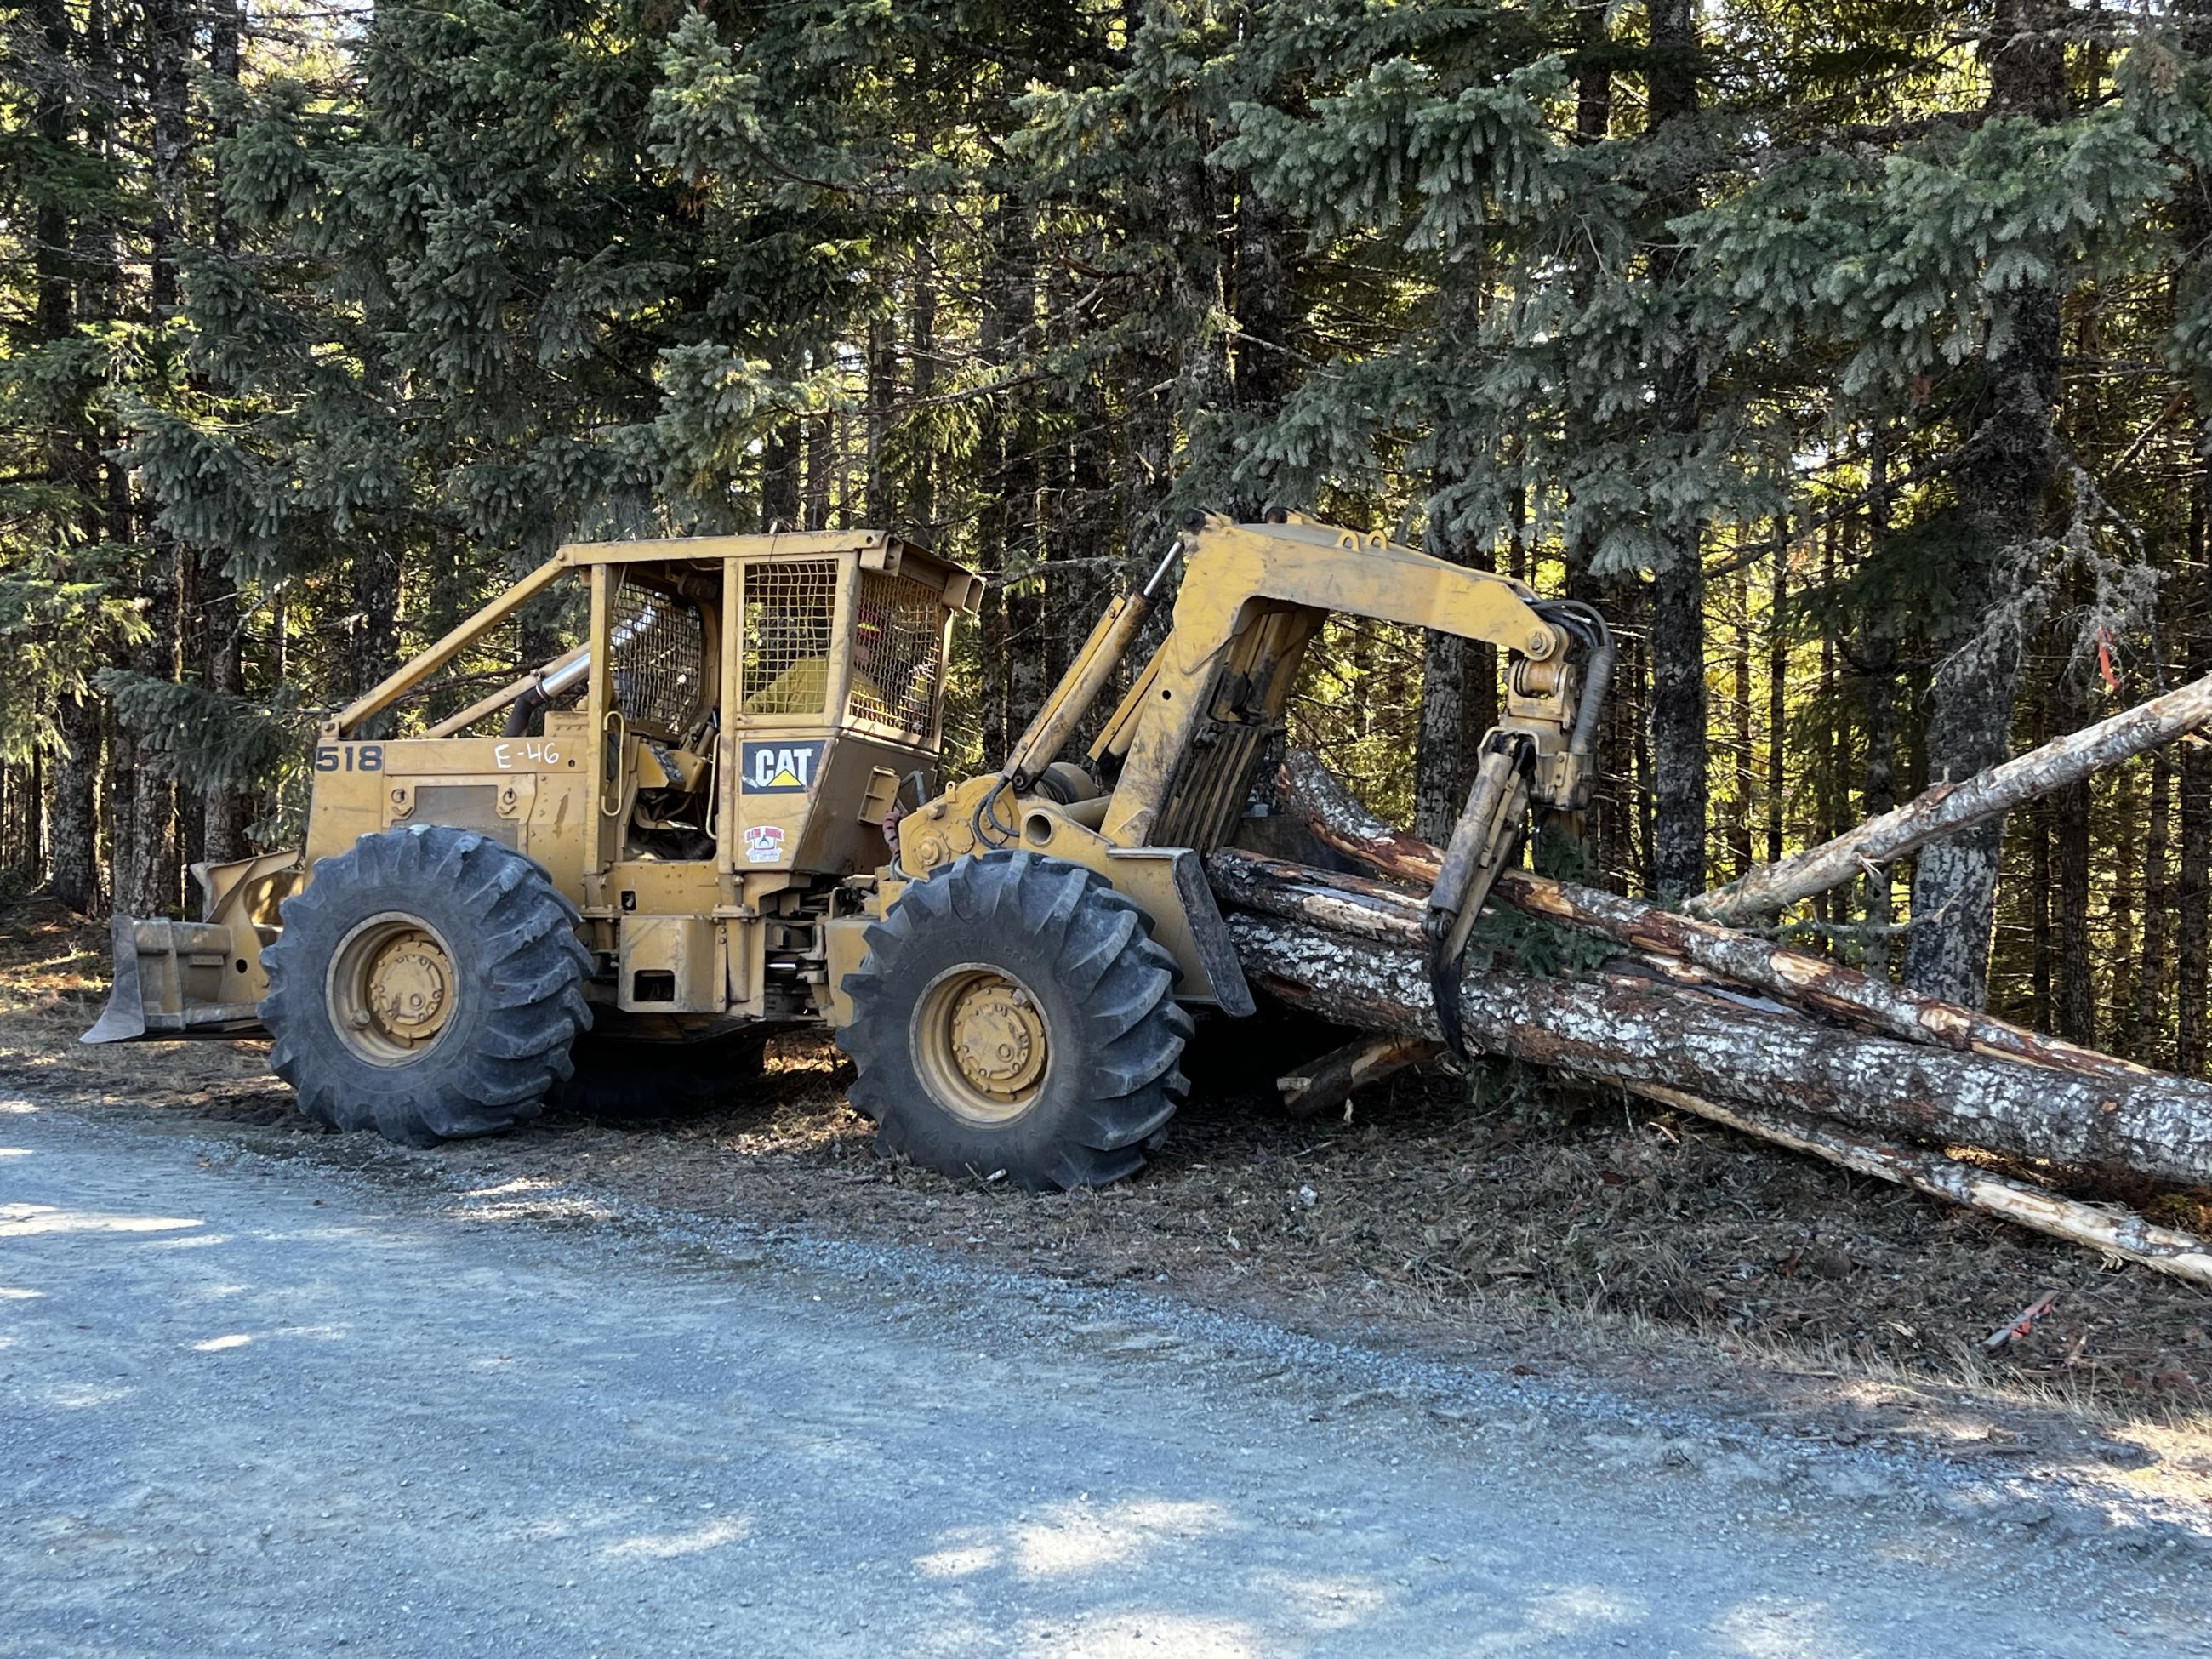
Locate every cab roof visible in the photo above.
<box><xmin>556</xmin><ymin>529</ymin><xmax>982</xmax><ymax>614</ymax></box>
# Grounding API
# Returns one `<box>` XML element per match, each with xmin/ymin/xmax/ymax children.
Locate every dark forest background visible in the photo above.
<box><xmin>6</xmin><ymin>0</ymin><xmax>2212</xmax><ymax>1062</ymax></box>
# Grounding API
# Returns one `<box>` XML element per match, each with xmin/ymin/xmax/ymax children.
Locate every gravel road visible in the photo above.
<box><xmin>3</xmin><ymin>1097</ymin><xmax>2208</xmax><ymax>1658</ymax></box>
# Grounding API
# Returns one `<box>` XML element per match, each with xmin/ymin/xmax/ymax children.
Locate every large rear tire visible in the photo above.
<box><xmin>262</xmin><ymin>826</ymin><xmax>593</xmax><ymax>1146</ymax></box>
<box><xmin>837</xmin><ymin>850</ymin><xmax>1190</xmax><ymax>1190</ymax></box>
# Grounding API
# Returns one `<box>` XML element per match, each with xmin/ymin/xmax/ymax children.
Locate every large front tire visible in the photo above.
<box><xmin>837</xmin><ymin>851</ymin><xmax>1190</xmax><ymax>1191</ymax></box>
<box><xmin>262</xmin><ymin>826</ymin><xmax>593</xmax><ymax>1146</ymax></box>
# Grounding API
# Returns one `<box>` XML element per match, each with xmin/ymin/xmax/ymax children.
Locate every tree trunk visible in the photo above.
<box><xmin>113</xmin><ymin>0</ymin><xmax>195</xmax><ymax>918</ymax></box>
<box><xmin>803</xmin><ymin>410</ymin><xmax>833</xmax><ymax>532</ymax></box>
<box><xmin>1415</xmin><ymin>239</ymin><xmax>1497</xmax><ymax>846</ymax></box>
<box><xmin>31</xmin><ymin>0</ymin><xmax>89</xmax><ymax>907</ymax></box>
<box><xmin>1622</xmin><ymin>1080</ymin><xmax>2212</xmax><ymax>1291</ymax></box>
<box><xmin>1764</xmin><ymin>538</ymin><xmax>1787</xmax><ymax>868</ymax></box>
<box><xmin>864</xmin><ymin>312</ymin><xmax>896</xmax><ymax>530</ymax></box>
<box><xmin>1903</xmin><ymin>0</ymin><xmax>2063</xmax><ymax>1006</ymax></box>
<box><xmin>348</xmin><ymin>542</ymin><xmax>402</xmax><ymax>725</ymax></box>
<box><xmin>761</xmin><ymin>353</ymin><xmax>801</xmax><ymax>529</ymax></box>
<box><xmin>1576</xmin><ymin>0</ymin><xmax>1611</xmax><ymax>145</ymax></box>
<box><xmin>1279</xmin><ymin>1034</ymin><xmax>1442</xmax><ymax>1120</ymax></box>
<box><xmin>1229</xmin><ymin>183</ymin><xmax>1293</xmax><ymax>453</ymax></box>
<box><xmin>2135</xmin><ymin>750</ymin><xmax>2174</xmax><ymax>1065</ymax></box>
<box><xmin>2179</xmin><ymin>118</ymin><xmax>2212</xmax><ymax>1069</ymax></box>
<box><xmin>1856</xmin><ymin>614</ymin><xmax>1899</xmax><ymax>975</ymax></box>
<box><xmin>202</xmin><ymin>559</ymin><xmax>250</xmax><ymax>864</ymax></box>
<box><xmin>1816</xmin><ymin>525</ymin><xmax>1841</xmax><ymax>928</ymax></box>
<box><xmin>1649</xmin><ymin>559</ymin><xmax>1707</xmax><ymax>898</ymax></box>
<box><xmin>200</xmin><ymin>0</ymin><xmax>251</xmax><ymax>867</ymax></box>
<box><xmin>1630</xmin><ymin>629</ymin><xmax>1656</xmax><ymax>893</ymax></box>
<box><xmin>2028</xmin><ymin>783</ymin><xmax>2054</xmax><ymax>1034</ymax></box>
<box><xmin>908</xmin><ymin>248</ymin><xmax>938</xmax><ymax>539</ymax></box>
<box><xmin>1047</xmin><ymin>248</ymin><xmax>1114</xmax><ymax>693</ymax></box>
<box><xmin>995</xmin><ymin>208</ymin><xmax>1043</xmax><ymax>735</ymax></box>
<box><xmin>1412</xmin><ymin>591</ymin><xmax>1479</xmax><ymax>845</ymax></box>
<box><xmin>1119</xmin><ymin>359</ymin><xmax>1172</xmax><ymax>575</ymax></box>
<box><xmin>974</xmin><ymin>194</ymin><xmax>1033</xmax><ymax>757</ymax></box>
<box><xmin>1644</xmin><ymin>0</ymin><xmax>1707</xmax><ymax>900</ymax></box>
<box><xmin>2179</xmin><ymin>707</ymin><xmax>2211</xmax><ymax>1078</ymax></box>
<box><xmin>1226</xmin><ymin>815</ymin><xmax>2212</xmax><ymax>1276</ymax></box>
<box><xmin>72</xmin><ymin>0</ymin><xmax>131</xmax><ymax>916</ymax></box>
<box><xmin>48</xmin><ymin>694</ymin><xmax>100</xmax><ymax>914</ymax></box>
<box><xmin>2051</xmin><ymin>671</ymin><xmax>2096</xmax><ymax>1046</ymax></box>
<box><xmin>2106</xmin><ymin>757</ymin><xmax>2140</xmax><ymax>1056</ymax></box>
<box><xmin>1728</xmin><ymin>564</ymin><xmax>1755</xmax><ymax>880</ymax></box>
<box><xmin>210</xmin><ymin>0</ymin><xmax>242</xmax><ymax>254</ymax></box>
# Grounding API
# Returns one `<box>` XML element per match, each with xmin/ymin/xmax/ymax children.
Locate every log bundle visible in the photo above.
<box><xmin>1210</xmin><ymin>752</ymin><xmax>2212</xmax><ymax>1287</ymax></box>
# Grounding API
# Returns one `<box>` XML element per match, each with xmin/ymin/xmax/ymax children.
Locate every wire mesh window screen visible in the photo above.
<box><xmin>740</xmin><ymin>560</ymin><xmax>841</xmax><ymax>715</ymax></box>
<box><xmin>607</xmin><ymin>579</ymin><xmax>706</xmax><ymax>738</ymax></box>
<box><xmin>848</xmin><ymin>572</ymin><xmax>944</xmax><ymax>733</ymax></box>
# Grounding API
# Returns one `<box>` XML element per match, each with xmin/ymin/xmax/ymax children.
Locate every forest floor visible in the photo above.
<box><xmin>8</xmin><ymin>897</ymin><xmax>2212</xmax><ymax>1515</ymax></box>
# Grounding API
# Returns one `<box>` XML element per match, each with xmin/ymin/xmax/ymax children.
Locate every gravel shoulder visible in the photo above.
<box><xmin>5</xmin><ymin>1098</ymin><xmax>2212</xmax><ymax>1659</ymax></box>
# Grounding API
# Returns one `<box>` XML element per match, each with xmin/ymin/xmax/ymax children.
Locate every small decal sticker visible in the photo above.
<box><xmin>744</xmin><ymin>824</ymin><xmax>786</xmax><ymax>864</ymax></box>
<box><xmin>740</xmin><ymin>740</ymin><xmax>823</xmax><ymax>794</ymax></box>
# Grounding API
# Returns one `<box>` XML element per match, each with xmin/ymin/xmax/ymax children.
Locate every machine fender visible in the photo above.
<box><xmin>1105</xmin><ymin>846</ymin><xmax>1256</xmax><ymax>1018</ymax></box>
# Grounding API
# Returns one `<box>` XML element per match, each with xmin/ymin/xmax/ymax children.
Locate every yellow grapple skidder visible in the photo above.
<box><xmin>88</xmin><ymin>515</ymin><xmax>1610</xmax><ymax>1187</ymax></box>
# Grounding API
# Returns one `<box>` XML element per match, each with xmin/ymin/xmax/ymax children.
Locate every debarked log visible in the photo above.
<box><xmin>1689</xmin><ymin>670</ymin><xmax>2212</xmax><ymax>926</ymax></box>
<box><xmin>1222</xmin><ymin>908</ymin><xmax>2212</xmax><ymax>1190</ymax></box>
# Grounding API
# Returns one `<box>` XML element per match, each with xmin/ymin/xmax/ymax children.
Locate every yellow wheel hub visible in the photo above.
<box><xmin>329</xmin><ymin>915</ymin><xmax>459</xmax><ymax>1066</ymax></box>
<box><xmin>367</xmin><ymin>934</ymin><xmax>453</xmax><ymax>1040</ymax></box>
<box><xmin>913</xmin><ymin>966</ymin><xmax>1051</xmax><ymax>1126</ymax></box>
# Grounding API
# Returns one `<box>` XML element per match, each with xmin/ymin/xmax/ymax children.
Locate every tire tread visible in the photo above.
<box><xmin>837</xmin><ymin>850</ymin><xmax>1188</xmax><ymax>1190</ymax></box>
<box><xmin>261</xmin><ymin>825</ymin><xmax>591</xmax><ymax>1145</ymax></box>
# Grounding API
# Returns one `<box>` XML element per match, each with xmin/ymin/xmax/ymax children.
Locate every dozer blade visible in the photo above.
<box><xmin>81</xmin><ymin>913</ymin><xmax>265</xmax><ymax>1045</ymax></box>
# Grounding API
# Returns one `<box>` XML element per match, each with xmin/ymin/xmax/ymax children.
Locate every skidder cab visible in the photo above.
<box><xmin>89</xmin><ymin>513</ymin><xmax>1609</xmax><ymax>1187</ymax></box>
<box><xmin>87</xmin><ymin>530</ymin><xmax>981</xmax><ymax>1142</ymax></box>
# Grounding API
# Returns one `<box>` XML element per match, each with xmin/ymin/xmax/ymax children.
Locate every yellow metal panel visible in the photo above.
<box><xmin>1097</xmin><ymin>518</ymin><xmax>1565</xmax><ymax>845</ymax></box>
<box><xmin>601</xmin><ymin>860</ymin><xmax>722</xmax><ymax>918</ymax></box>
<box><xmin>300</xmin><ymin>738</ymin><xmax>595</xmax><ymax>911</ymax></box>
<box><xmin>618</xmin><ymin>915</ymin><xmax>722</xmax><ymax>1012</ymax></box>
<box><xmin>819</xmin><ymin>911</ymin><xmax>874</xmax><ymax>1026</ymax></box>
<box><xmin>725</xmin><ymin>909</ymin><xmax>764</xmax><ymax>1013</ymax></box>
<box><xmin>584</xmin><ymin>562</ymin><xmax>616</xmax><ymax>900</ymax></box>
<box><xmin>715</xmin><ymin>555</ymin><xmax>744</xmax><ymax>901</ymax></box>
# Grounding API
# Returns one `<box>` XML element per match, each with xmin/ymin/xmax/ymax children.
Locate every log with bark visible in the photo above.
<box><xmin>1213</xmin><ymin>751</ymin><xmax>2212</xmax><ymax>1282</ymax></box>
<box><xmin>1278</xmin><ymin>1034</ymin><xmax>1444</xmax><ymax>1120</ymax></box>
<box><xmin>1212</xmin><ymin>853</ymin><xmax>2212</xmax><ymax>1189</ymax></box>
<box><xmin>1687</xmin><ymin>670</ymin><xmax>2212</xmax><ymax>926</ymax></box>
<box><xmin>1273</xmin><ymin>749</ymin><xmax>2166</xmax><ymax>1087</ymax></box>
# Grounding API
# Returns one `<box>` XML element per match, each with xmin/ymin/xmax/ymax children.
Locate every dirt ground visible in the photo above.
<box><xmin>9</xmin><ymin>897</ymin><xmax>2212</xmax><ymax>1503</ymax></box>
